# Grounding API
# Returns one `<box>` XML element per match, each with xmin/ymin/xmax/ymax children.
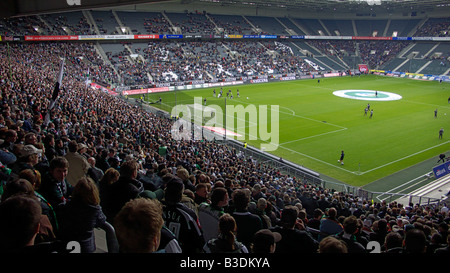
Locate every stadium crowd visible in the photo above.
<box><xmin>0</xmin><ymin>39</ymin><xmax>448</xmax><ymax>254</ymax></box>
<box><xmin>3</xmin><ymin>12</ymin><xmax>449</xmax><ymax>91</ymax></box>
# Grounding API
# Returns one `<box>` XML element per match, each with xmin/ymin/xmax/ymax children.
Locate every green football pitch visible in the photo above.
<box><xmin>139</xmin><ymin>74</ymin><xmax>450</xmax><ymax>187</ymax></box>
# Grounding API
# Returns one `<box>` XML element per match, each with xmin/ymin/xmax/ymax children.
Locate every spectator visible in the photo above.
<box><xmin>427</xmin><ymin>233</ymin><xmax>445</xmax><ymax>254</ymax></box>
<box><xmin>270</xmin><ymin>205</ymin><xmax>319</xmax><ymax>253</ymax></box>
<box><xmin>308</xmin><ymin>208</ymin><xmax>324</xmax><ymax>231</ymax></box>
<box><xmin>0</xmin><ymin>129</ymin><xmax>18</xmax><ymax>152</ymax></box>
<box><xmin>318</xmin><ymin>194</ymin><xmax>331</xmax><ymax>212</ymax></box>
<box><xmin>0</xmin><ymin>178</ymin><xmax>56</xmax><ymax>244</ymax></box>
<box><xmin>434</xmin><ymin>234</ymin><xmax>450</xmax><ymax>253</ymax></box>
<box><xmin>251</xmin><ymin>229</ymin><xmax>281</xmax><ymax>253</ymax></box>
<box><xmin>230</xmin><ymin>188</ymin><xmax>263</xmax><ymax>249</ymax></box>
<box><xmin>87</xmin><ymin>157</ymin><xmax>104</xmax><ymax>184</ymax></box>
<box><xmin>319</xmin><ymin>207</ymin><xmax>343</xmax><ymax>241</ymax></box>
<box><xmin>176</xmin><ymin>167</ymin><xmax>195</xmax><ymax>192</ymax></box>
<box><xmin>194</xmin><ymin>182</ymin><xmax>209</xmax><ymax>205</ymax></box>
<box><xmin>333</xmin><ymin>215</ymin><xmax>366</xmax><ymax>253</ymax></box>
<box><xmin>18</xmin><ymin>169</ymin><xmax>58</xmax><ymax>232</ymax></box>
<box><xmin>43</xmin><ymin>134</ymin><xmax>58</xmax><ymax>162</ymax></box>
<box><xmin>162</xmin><ymin>175</ymin><xmax>205</xmax><ymax>253</ymax></box>
<box><xmin>403</xmin><ymin>228</ymin><xmax>427</xmax><ymax>253</ymax></box>
<box><xmin>38</xmin><ymin>156</ymin><xmax>73</xmax><ymax>208</ymax></box>
<box><xmin>0</xmin><ymin>195</ymin><xmax>42</xmax><ymax>252</ymax></box>
<box><xmin>11</xmin><ymin>144</ymin><xmax>42</xmax><ymax>175</ymax></box>
<box><xmin>114</xmin><ymin>198</ymin><xmax>165</xmax><ymax>253</ymax></box>
<box><xmin>64</xmin><ymin>140</ymin><xmax>89</xmax><ymax>187</ymax></box>
<box><xmin>198</xmin><ymin>187</ymin><xmax>229</xmax><ymax>242</ymax></box>
<box><xmin>318</xmin><ymin>236</ymin><xmax>348</xmax><ymax>253</ymax></box>
<box><xmin>251</xmin><ymin>183</ymin><xmax>265</xmax><ymax>201</ymax></box>
<box><xmin>369</xmin><ymin>219</ymin><xmax>389</xmax><ymax>246</ymax></box>
<box><xmin>96</xmin><ymin>149</ymin><xmax>110</xmax><ymax>173</ymax></box>
<box><xmin>253</xmin><ymin>197</ymin><xmax>272</xmax><ymax>229</ymax></box>
<box><xmin>101</xmin><ymin>160</ymin><xmax>145</xmax><ymax>222</ymax></box>
<box><xmin>98</xmin><ymin>167</ymin><xmax>120</xmax><ymax>207</ymax></box>
<box><xmin>438</xmin><ymin>222</ymin><xmax>449</xmax><ymax>242</ymax></box>
<box><xmin>383</xmin><ymin>231</ymin><xmax>404</xmax><ymax>253</ymax></box>
<box><xmin>203</xmin><ymin>213</ymin><xmax>248</xmax><ymax>253</ymax></box>
<box><xmin>57</xmin><ymin>177</ymin><xmax>107</xmax><ymax>253</ymax></box>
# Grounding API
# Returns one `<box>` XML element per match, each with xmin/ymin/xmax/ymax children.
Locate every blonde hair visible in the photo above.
<box><xmin>114</xmin><ymin>198</ymin><xmax>164</xmax><ymax>253</ymax></box>
<box><xmin>73</xmin><ymin>177</ymin><xmax>100</xmax><ymax>205</ymax></box>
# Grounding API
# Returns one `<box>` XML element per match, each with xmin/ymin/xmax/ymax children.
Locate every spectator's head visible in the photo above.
<box><xmin>251</xmin><ymin>229</ymin><xmax>281</xmax><ymax>253</ymax></box>
<box><xmin>0</xmin><ymin>195</ymin><xmax>42</xmax><ymax>252</ymax></box>
<box><xmin>4</xmin><ymin>129</ymin><xmax>17</xmax><ymax>143</ymax></box>
<box><xmin>114</xmin><ymin>198</ymin><xmax>164</xmax><ymax>253</ymax></box>
<box><xmin>403</xmin><ymin>228</ymin><xmax>427</xmax><ymax>253</ymax></box>
<box><xmin>68</xmin><ymin>140</ymin><xmax>78</xmax><ymax>153</ymax></box>
<box><xmin>24</xmin><ymin>133</ymin><xmax>37</xmax><ymax>145</ymax></box>
<box><xmin>49</xmin><ymin>156</ymin><xmax>69</xmax><ymax>182</ymax></box>
<box><xmin>257</xmin><ymin>198</ymin><xmax>267</xmax><ymax>211</ymax></box>
<box><xmin>218</xmin><ymin>213</ymin><xmax>238</xmax><ymax>249</ymax></box>
<box><xmin>232</xmin><ymin>189</ymin><xmax>251</xmax><ymax>212</ymax></box>
<box><xmin>72</xmin><ymin>177</ymin><xmax>100</xmax><ymax>206</ymax></box>
<box><xmin>19</xmin><ymin>169</ymin><xmax>42</xmax><ymax>190</ymax></box>
<box><xmin>343</xmin><ymin>215</ymin><xmax>359</xmax><ymax>235</ymax></box>
<box><xmin>313</xmin><ymin>208</ymin><xmax>324</xmax><ymax>219</ymax></box>
<box><xmin>384</xmin><ymin>232</ymin><xmax>403</xmax><ymax>251</ymax></box>
<box><xmin>210</xmin><ymin>187</ymin><xmax>229</xmax><ymax>208</ymax></box>
<box><xmin>164</xmin><ymin>176</ymin><xmax>184</xmax><ymax>205</ymax></box>
<box><xmin>20</xmin><ymin>144</ymin><xmax>42</xmax><ymax>165</ymax></box>
<box><xmin>100</xmin><ymin>168</ymin><xmax>120</xmax><ymax>186</ymax></box>
<box><xmin>280</xmin><ymin>205</ymin><xmax>299</xmax><ymax>229</ymax></box>
<box><xmin>195</xmin><ymin>183</ymin><xmax>208</xmax><ymax>198</ymax></box>
<box><xmin>318</xmin><ymin>236</ymin><xmax>348</xmax><ymax>253</ymax></box>
<box><xmin>0</xmin><ymin>179</ymin><xmax>35</xmax><ymax>202</ymax></box>
<box><xmin>378</xmin><ymin>219</ymin><xmax>388</xmax><ymax>232</ymax></box>
<box><xmin>327</xmin><ymin>207</ymin><xmax>337</xmax><ymax>220</ymax></box>
<box><xmin>176</xmin><ymin>168</ymin><xmax>189</xmax><ymax>181</ymax></box>
<box><xmin>120</xmin><ymin>159</ymin><xmax>139</xmax><ymax>179</ymax></box>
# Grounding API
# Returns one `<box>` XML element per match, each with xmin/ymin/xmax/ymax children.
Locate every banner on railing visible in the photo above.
<box><xmin>433</xmin><ymin>161</ymin><xmax>450</xmax><ymax>179</ymax></box>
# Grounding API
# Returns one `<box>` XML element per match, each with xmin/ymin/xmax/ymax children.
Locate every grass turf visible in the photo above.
<box><xmin>139</xmin><ymin>74</ymin><xmax>450</xmax><ymax>187</ymax></box>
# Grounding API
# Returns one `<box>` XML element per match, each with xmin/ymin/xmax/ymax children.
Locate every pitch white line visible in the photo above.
<box><xmin>280</xmin><ymin>128</ymin><xmax>347</xmax><ymax>145</ymax></box>
<box><xmin>359</xmin><ymin>140</ymin><xmax>450</xmax><ymax>175</ymax></box>
<box><xmin>376</xmin><ymin>174</ymin><xmax>430</xmax><ymax>201</ymax></box>
<box><xmin>276</xmin><ymin>144</ymin><xmax>356</xmax><ymax>174</ymax></box>
<box><xmin>232</xmin><ymin>98</ymin><xmax>347</xmax><ymax>130</ymax></box>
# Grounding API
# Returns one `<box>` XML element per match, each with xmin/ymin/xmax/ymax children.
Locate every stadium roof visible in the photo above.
<box><xmin>195</xmin><ymin>0</ymin><xmax>450</xmax><ymax>13</ymax></box>
<box><xmin>2</xmin><ymin>0</ymin><xmax>450</xmax><ymax>18</ymax></box>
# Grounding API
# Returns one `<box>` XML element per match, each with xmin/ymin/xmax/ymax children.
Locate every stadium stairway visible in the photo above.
<box><xmin>94</xmin><ymin>228</ymin><xmax>108</xmax><ymax>253</ymax></box>
<box><xmin>395</xmin><ymin>173</ymin><xmax>450</xmax><ymax>205</ymax></box>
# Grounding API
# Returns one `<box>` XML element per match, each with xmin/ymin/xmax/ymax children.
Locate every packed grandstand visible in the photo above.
<box><xmin>0</xmin><ymin>0</ymin><xmax>449</xmax><ymax>255</ymax></box>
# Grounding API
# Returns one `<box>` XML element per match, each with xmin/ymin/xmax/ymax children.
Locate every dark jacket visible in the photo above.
<box><xmin>163</xmin><ymin>202</ymin><xmax>205</xmax><ymax>253</ymax></box>
<box><xmin>270</xmin><ymin>226</ymin><xmax>319</xmax><ymax>253</ymax></box>
<box><xmin>334</xmin><ymin>231</ymin><xmax>367</xmax><ymax>253</ymax></box>
<box><xmin>57</xmin><ymin>199</ymin><xmax>106</xmax><ymax>253</ymax></box>
<box><xmin>38</xmin><ymin>172</ymin><xmax>73</xmax><ymax>209</ymax></box>
<box><xmin>101</xmin><ymin>176</ymin><xmax>144</xmax><ymax>222</ymax></box>
<box><xmin>231</xmin><ymin>211</ymin><xmax>263</xmax><ymax>249</ymax></box>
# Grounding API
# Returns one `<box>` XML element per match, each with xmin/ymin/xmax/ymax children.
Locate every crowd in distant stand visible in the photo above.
<box><xmin>0</xmin><ymin>40</ymin><xmax>448</xmax><ymax>254</ymax></box>
<box><xmin>2</xmin><ymin>13</ymin><xmax>448</xmax><ymax>90</ymax></box>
